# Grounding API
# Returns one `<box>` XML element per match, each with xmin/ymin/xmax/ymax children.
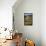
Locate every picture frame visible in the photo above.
<box><xmin>24</xmin><ymin>13</ymin><xmax>33</xmax><ymax>26</ymax></box>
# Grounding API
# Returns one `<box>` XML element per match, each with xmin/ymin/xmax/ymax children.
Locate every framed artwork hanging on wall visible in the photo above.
<box><xmin>24</xmin><ymin>13</ymin><xmax>33</xmax><ymax>26</ymax></box>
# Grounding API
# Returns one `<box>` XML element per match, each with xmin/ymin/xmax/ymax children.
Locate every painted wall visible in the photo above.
<box><xmin>13</xmin><ymin>0</ymin><xmax>41</xmax><ymax>46</ymax></box>
<box><xmin>0</xmin><ymin>0</ymin><xmax>16</xmax><ymax>29</ymax></box>
<box><xmin>40</xmin><ymin>0</ymin><xmax>46</xmax><ymax>46</ymax></box>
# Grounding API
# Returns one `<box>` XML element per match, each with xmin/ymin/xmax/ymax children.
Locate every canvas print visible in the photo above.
<box><xmin>24</xmin><ymin>13</ymin><xmax>33</xmax><ymax>26</ymax></box>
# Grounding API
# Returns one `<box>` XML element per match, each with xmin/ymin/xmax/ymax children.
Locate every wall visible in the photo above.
<box><xmin>13</xmin><ymin>0</ymin><xmax>41</xmax><ymax>46</ymax></box>
<box><xmin>41</xmin><ymin>0</ymin><xmax>46</xmax><ymax>46</ymax></box>
<box><xmin>0</xmin><ymin>0</ymin><xmax>16</xmax><ymax>30</ymax></box>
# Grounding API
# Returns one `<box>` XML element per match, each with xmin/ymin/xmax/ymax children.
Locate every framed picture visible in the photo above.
<box><xmin>24</xmin><ymin>13</ymin><xmax>33</xmax><ymax>26</ymax></box>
